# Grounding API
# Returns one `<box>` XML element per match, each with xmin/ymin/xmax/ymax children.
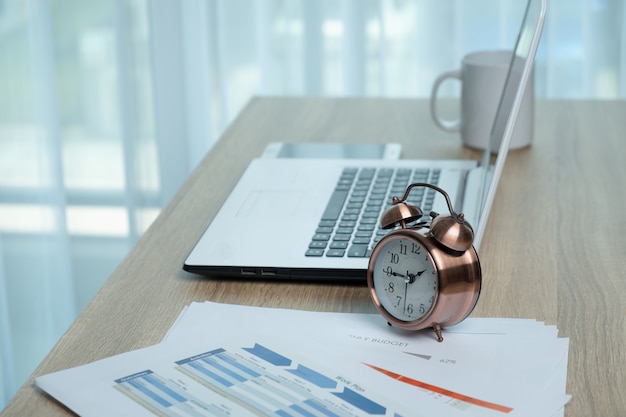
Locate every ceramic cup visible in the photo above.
<box><xmin>430</xmin><ymin>50</ymin><xmax>534</xmax><ymax>151</ymax></box>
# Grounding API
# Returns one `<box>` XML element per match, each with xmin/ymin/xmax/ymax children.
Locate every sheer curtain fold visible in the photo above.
<box><xmin>0</xmin><ymin>242</ymin><xmax>14</xmax><ymax>408</ymax></box>
<box><xmin>28</xmin><ymin>0</ymin><xmax>77</xmax><ymax>335</ymax></box>
<box><xmin>303</xmin><ymin>1</ymin><xmax>325</xmax><ymax>95</ymax></box>
<box><xmin>147</xmin><ymin>0</ymin><xmax>191</xmax><ymax>204</ymax></box>
<box><xmin>1</xmin><ymin>0</ymin><xmax>625</xmax><ymax>410</ymax></box>
<box><xmin>181</xmin><ymin>0</ymin><xmax>217</xmax><ymax>170</ymax></box>
<box><xmin>341</xmin><ymin>0</ymin><xmax>367</xmax><ymax>96</ymax></box>
<box><xmin>114</xmin><ymin>0</ymin><xmax>141</xmax><ymax>243</ymax></box>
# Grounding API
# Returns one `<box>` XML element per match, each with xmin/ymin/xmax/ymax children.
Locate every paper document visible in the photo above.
<box><xmin>35</xmin><ymin>302</ymin><xmax>570</xmax><ymax>417</ymax></box>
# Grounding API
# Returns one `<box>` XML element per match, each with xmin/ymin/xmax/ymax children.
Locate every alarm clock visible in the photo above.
<box><xmin>367</xmin><ymin>183</ymin><xmax>481</xmax><ymax>342</ymax></box>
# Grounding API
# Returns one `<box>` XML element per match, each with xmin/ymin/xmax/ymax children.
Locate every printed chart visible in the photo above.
<box><xmin>35</xmin><ymin>302</ymin><xmax>570</xmax><ymax>417</ymax></box>
<box><xmin>115</xmin><ymin>343</ymin><xmax>398</xmax><ymax>417</ymax></box>
<box><xmin>364</xmin><ymin>363</ymin><xmax>513</xmax><ymax>414</ymax></box>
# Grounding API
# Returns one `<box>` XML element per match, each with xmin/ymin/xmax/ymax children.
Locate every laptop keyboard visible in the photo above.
<box><xmin>305</xmin><ymin>167</ymin><xmax>440</xmax><ymax>258</ymax></box>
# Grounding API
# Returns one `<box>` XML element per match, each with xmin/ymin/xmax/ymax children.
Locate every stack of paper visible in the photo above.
<box><xmin>36</xmin><ymin>302</ymin><xmax>570</xmax><ymax>417</ymax></box>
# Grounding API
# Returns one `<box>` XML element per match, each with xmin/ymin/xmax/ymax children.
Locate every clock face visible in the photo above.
<box><xmin>372</xmin><ymin>236</ymin><xmax>437</xmax><ymax>322</ymax></box>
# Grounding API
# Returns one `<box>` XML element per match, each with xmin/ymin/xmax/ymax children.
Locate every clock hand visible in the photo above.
<box><xmin>383</xmin><ymin>267</ymin><xmax>406</xmax><ymax>279</ymax></box>
<box><xmin>403</xmin><ymin>282</ymin><xmax>408</xmax><ymax>312</ymax></box>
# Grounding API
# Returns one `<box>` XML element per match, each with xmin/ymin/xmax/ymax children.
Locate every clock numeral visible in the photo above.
<box><xmin>395</xmin><ymin>296</ymin><xmax>403</xmax><ymax>307</ymax></box>
<box><xmin>387</xmin><ymin>282</ymin><xmax>395</xmax><ymax>293</ymax></box>
<box><xmin>411</xmin><ymin>243</ymin><xmax>421</xmax><ymax>254</ymax></box>
<box><xmin>399</xmin><ymin>243</ymin><xmax>407</xmax><ymax>255</ymax></box>
<box><xmin>389</xmin><ymin>252</ymin><xmax>399</xmax><ymax>264</ymax></box>
<box><xmin>419</xmin><ymin>304</ymin><xmax>426</xmax><ymax>315</ymax></box>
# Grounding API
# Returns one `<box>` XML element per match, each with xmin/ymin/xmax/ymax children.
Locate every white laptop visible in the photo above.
<box><xmin>184</xmin><ymin>0</ymin><xmax>546</xmax><ymax>282</ymax></box>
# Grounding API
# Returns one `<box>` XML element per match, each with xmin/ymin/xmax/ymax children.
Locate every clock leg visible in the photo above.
<box><xmin>433</xmin><ymin>323</ymin><xmax>444</xmax><ymax>342</ymax></box>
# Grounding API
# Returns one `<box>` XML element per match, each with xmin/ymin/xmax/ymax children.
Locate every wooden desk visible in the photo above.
<box><xmin>2</xmin><ymin>98</ymin><xmax>625</xmax><ymax>416</ymax></box>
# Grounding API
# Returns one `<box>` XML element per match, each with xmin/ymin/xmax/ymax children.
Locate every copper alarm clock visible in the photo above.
<box><xmin>367</xmin><ymin>183</ymin><xmax>481</xmax><ymax>342</ymax></box>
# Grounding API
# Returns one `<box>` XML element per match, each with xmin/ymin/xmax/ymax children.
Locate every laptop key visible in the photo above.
<box><xmin>341</xmin><ymin>214</ymin><xmax>359</xmax><ymax>221</ymax></box>
<box><xmin>309</xmin><ymin>241</ymin><xmax>327</xmax><ymax>249</ymax></box>
<box><xmin>347</xmin><ymin>244</ymin><xmax>369</xmax><ymax>257</ymax></box>
<box><xmin>321</xmin><ymin>189</ymin><xmax>350</xmax><ymax>221</ymax></box>
<box><xmin>362</xmin><ymin>211</ymin><xmax>379</xmax><ymax>219</ymax></box>
<box><xmin>305</xmin><ymin>249</ymin><xmax>324</xmax><ymax>257</ymax></box>
<box><xmin>318</xmin><ymin>220</ymin><xmax>336</xmax><ymax>228</ymax></box>
<box><xmin>326</xmin><ymin>249</ymin><xmax>346</xmax><ymax>257</ymax></box>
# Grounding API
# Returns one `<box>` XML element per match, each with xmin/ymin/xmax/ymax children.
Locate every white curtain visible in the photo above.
<box><xmin>1</xmin><ymin>0</ymin><xmax>625</xmax><ymax>409</ymax></box>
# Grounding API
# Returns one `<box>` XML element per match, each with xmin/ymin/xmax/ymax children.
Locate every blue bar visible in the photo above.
<box><xmin>243</xmin><ymin>344</ymin><xmax>292</xmax><ymax>367</ymax></box>
<box><xmin>303</xmin><ymin>400</ymin><xmax>341</xmax><ymax>417</ymax></box>
<box><xmin>176</xmin><ymin>348</ymin><xmax>225</xmax><ymax>365</ymax></box>
<box><xmin>287</xmin><ymin>365</ymin><xmax>337</xmax><ymax>389</ymax></box>
<box><xmin>114</xmin><ymin>369</ymin><xmax>153</xmax><ymax>384</ymax></box>
<box><xmin>127</xmin><ymin>379</ymin><xmax>172</xmax><ymax>407</ymax></box>
<box><xmin>289</xmin><ymin>403</ymin><xmax>317</xmax><ymax>417</ymax></box>
<box><xmin>217</xmin><ymin>352</ymin><xmax>262</xmax><ymax>378</ymax></box>
<box><xmin>187</xmin><ymin>361</ymin><xmax>233</xmax><ymax>387</ymax></box>
<box><xmin>332</xmin><ymin>388</ymin><xmax>386</xmax><ymax>415</ymax></box>
<box><xmin>201</xmin><ymin>357</ymin><xmax>248</xmax><ymax>383</ymax></box>
<box><xmin>144</xmin><ymin>374</ymin><xmax>187</xmax><ymax>403</ymax></box>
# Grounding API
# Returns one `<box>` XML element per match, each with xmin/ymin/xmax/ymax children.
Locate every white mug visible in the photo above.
<box><xmin>430</xmin><ymin>50</ymin><xmax>534</xmax><ymax>151</ymax></box>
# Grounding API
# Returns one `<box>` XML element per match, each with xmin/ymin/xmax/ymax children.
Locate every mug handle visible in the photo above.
<box><xmin>430</xmin><ymin>70</ymin><xmax>461</xmax><ymax>132</ymax></box>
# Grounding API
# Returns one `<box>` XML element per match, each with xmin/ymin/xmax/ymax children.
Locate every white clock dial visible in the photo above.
<box><xmin>372</xmin><ymin>236</ymin><xmax>437</xmax><ymax>322</ymax></box>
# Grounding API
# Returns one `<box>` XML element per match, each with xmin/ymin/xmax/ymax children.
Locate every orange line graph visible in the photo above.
<box><xmin>364</xmin><ymin>363</ymin><xmax>513</xmax><ymax>414</ymax></box>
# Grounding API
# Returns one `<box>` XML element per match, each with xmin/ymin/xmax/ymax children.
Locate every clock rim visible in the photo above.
<box><xmin>367</xmin><ymin>228</ymin><xmax>481</xmax><ymax>332</ymax></box>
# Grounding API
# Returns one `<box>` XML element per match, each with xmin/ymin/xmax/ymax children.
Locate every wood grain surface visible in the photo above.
<box><xmin>2</xmin><ymin>98</ymin><xmax>625</xmax><ymax>416</ymax></box>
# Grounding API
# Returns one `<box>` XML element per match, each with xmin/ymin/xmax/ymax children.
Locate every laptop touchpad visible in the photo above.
<box><xmin>236</xmin><ymin>190</ymin><xmax>305</xmax><ymax>219</ymax></box>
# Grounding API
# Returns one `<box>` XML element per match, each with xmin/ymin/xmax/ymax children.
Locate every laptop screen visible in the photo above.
<box><xmin>473</xmin><ymin>0</ymin><xmax>546</xmax><ymax>248</ymax></box>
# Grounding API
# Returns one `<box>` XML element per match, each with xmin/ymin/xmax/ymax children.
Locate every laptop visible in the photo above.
<box><xmin>184</xmin><ymin>0</ymin><xmax>546</xmax><ymax>282</ymax></box>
